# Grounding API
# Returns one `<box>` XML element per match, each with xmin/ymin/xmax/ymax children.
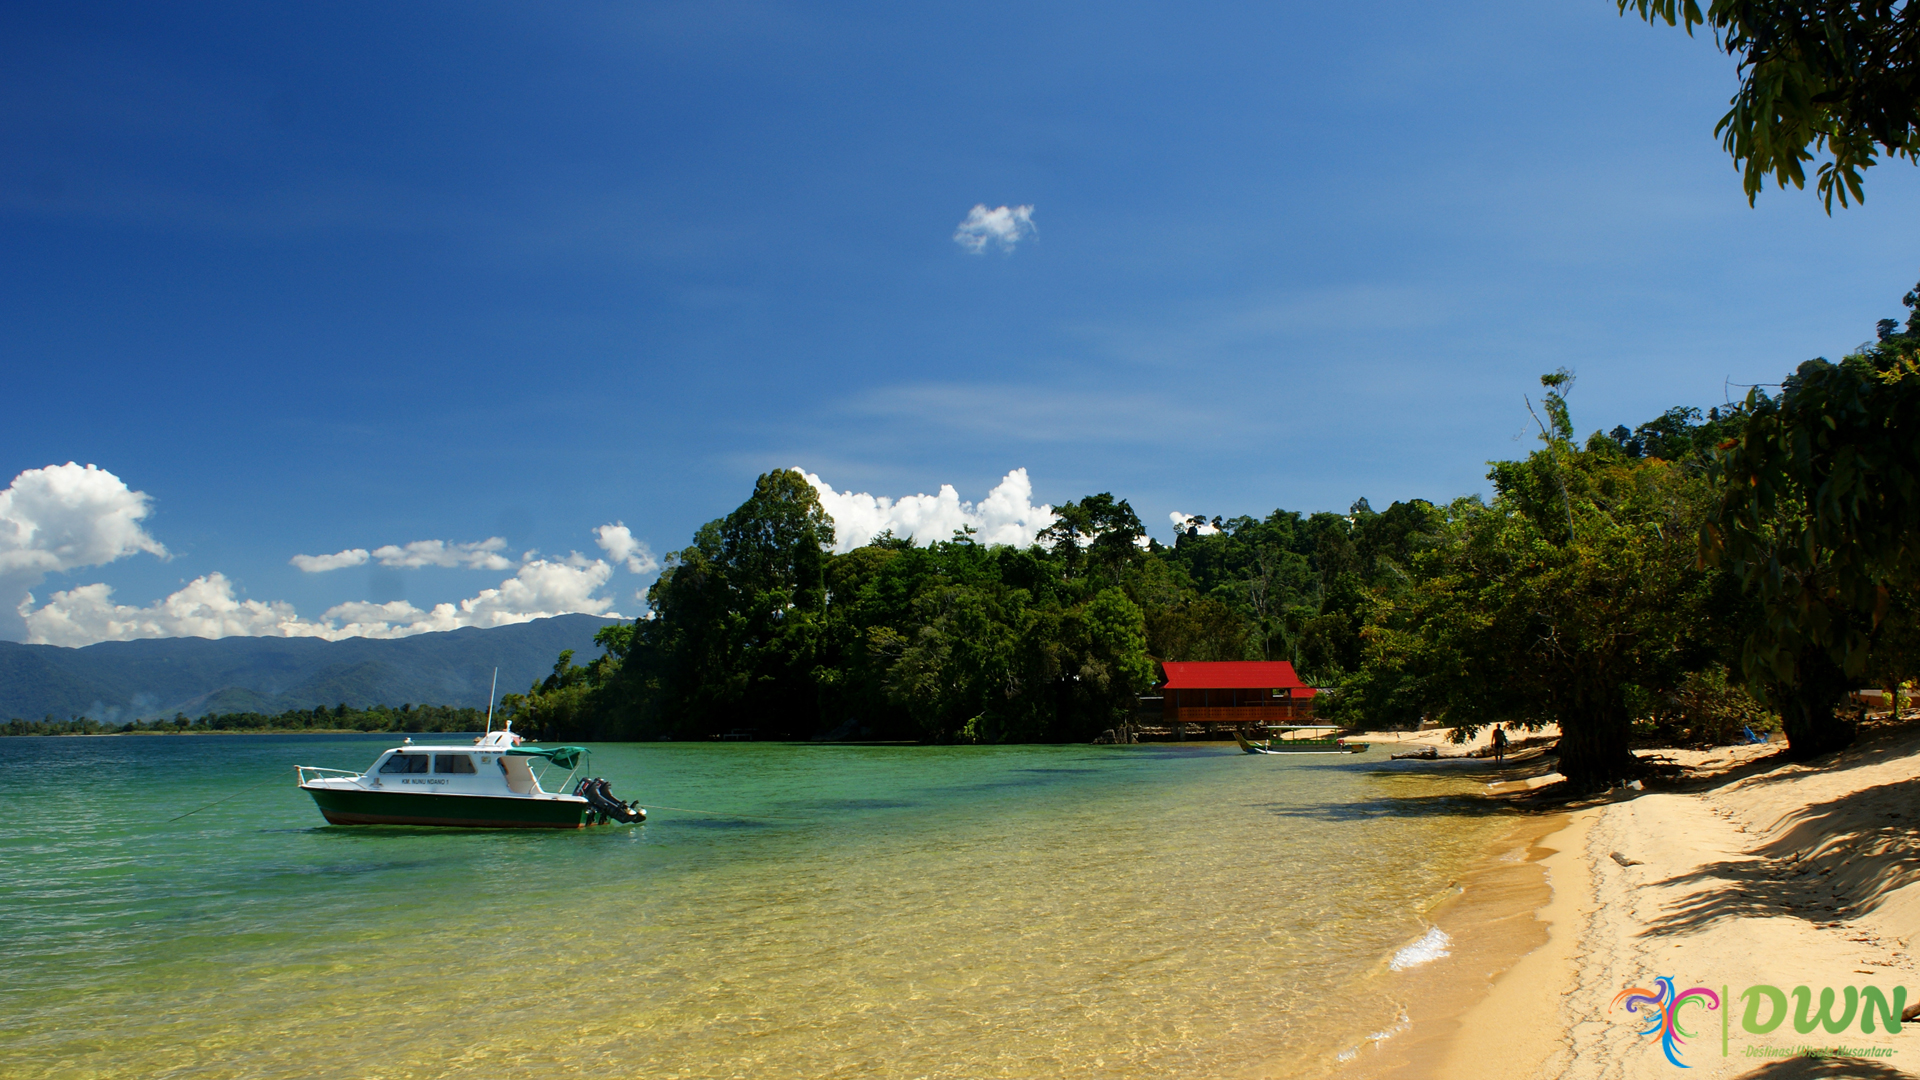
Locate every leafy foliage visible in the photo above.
<box><xmin>1704</xmin><ymin>280</ymin><xmax>1920</xmax><ymax>755</ymax></box>
<box><xmin>1620</xmin><ymin>0</ymin><xmax>1920</xmax><ymax>210</ymax></box>
<box><xmin>1334</xmin><ymin>378</ymin><xmax>1733</xmax><ymax>787</ymax></box>
<box><xmin>509</xmin><ymin>470</ymin><xmax>1460</xmax><ymax>744</ymax></box>
<box><xmin>1629</xmin><ymin>667</ymin><xmax>1779</xmax><ymax>746</ymax></box>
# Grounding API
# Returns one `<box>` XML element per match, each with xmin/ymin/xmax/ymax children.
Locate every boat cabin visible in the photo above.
<box><xmin>361</xmin><ymin>744</ymin><xmax>550</xmax><ymax>796</ymax></box>
<box><xmin>1159</xmin><ymin>661</ymin><xmax>1318</xmax><ymax>731</ymax></box>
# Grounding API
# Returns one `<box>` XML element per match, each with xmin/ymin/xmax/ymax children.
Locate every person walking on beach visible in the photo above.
<box><xmin>1491</xmin><ymin>725</ymin><xmax>1507</xmax><ymax>764</ymax></box>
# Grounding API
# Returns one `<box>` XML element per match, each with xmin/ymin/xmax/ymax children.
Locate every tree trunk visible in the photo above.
<box><xmin>1555</xmin><ymin>699</ymin><xmax>1639</xmax><ymax>791</ymax></box>
<box><xmin>1780</xmin><ymin>647</ymin><xmax>1855</xmax><ymax>760</ymax></box>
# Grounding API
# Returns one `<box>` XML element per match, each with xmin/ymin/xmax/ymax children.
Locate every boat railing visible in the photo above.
<box><xmin>295</xmin><ymin>765</ymin><xmax>362</xmax><ymax>785</ymax></box>
<box><xmin>517</xmin><ymin>748</ymin><xmax>590</xmax><ymax>798</ymax></box>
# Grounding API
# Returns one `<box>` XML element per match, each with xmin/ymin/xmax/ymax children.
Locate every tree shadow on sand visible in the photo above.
<box><xmin>1690</xmin><ymin>733</ymin><xmax>1920</xmax><ymax>794</ymax></box>
<box><xmin>1639</xmin><ymin>774</ymin><xmax>1920</xmax><ymax>936</ymax></box>
<box><xmin>1257</xmin><ymin>791</ymin><xmax>1530</xmax><ymax>821</ymax></box>
<box><xmin>1732</xmin><ymin>1057</ymin><xmax>1906</xmax><ymax>1079</ymax></box>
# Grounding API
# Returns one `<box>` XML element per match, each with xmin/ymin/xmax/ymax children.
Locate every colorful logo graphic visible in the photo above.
<box><xmin>1613</xmin><ymin>977</ymin><xmax>1722</xmax><ymax>1068</ymax></box>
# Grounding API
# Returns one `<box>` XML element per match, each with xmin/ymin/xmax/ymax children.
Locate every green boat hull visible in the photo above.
<box><xmin>304</xmin><ymin>786</ymin><xmax>596</xmax><ymax>829</ymax></box>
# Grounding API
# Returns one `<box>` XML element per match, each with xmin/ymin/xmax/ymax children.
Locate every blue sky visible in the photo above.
<box><xmin>4</xmin><ymin>1</ymin><xmax>1918</xmax><ymax>644</ymax></box>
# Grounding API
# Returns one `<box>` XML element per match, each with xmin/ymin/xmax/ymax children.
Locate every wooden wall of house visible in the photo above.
<box><xmin>1162</xmin><ymin>687</ymin><xmax>1306</xmax><ymax>711</ymax></box>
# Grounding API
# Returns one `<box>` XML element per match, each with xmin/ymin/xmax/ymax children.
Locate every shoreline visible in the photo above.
<box><xmin>1314</xmin><ymin>796</ymin><xmax>1571</xmax><ymax>1079</ymax></box>
<box><xmin>1410</xmin><ymin>723</ymin><xmax>1920</xmax><ymax>1079</ymax></box>
<box><xmin>1269</xmin><ymin>733</ymin><xmax>1575</xmax><ymax>1080</ymax></box>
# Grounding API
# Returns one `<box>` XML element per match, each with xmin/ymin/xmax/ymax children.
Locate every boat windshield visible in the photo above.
<box><xmin>377</xmin><ymin>754</ymin><xmax>430</xmax><ymax>774</ymax></box>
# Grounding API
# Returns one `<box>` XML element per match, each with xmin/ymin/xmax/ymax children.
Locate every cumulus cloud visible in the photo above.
<box><xmin>0</xmin><ymin>463</ymin><xmax>631</xmax><ymax>646</ymax></box>
<box><xmin>290</xmin><ymin>537</ymin><xmax>514</xmax><ymax>572</ymax></box>
<box><xmin>953</xmin><ymin>204</ymin><xmax>1035</xmax><ymax>254</ymax></box>
<box><xmin>18</xmin><ymin>574</ymin><xmax>307</xmax><ymax>646</ymax></box>
<box><xmin>289</xmin><ymin>548</ymin><xmax>370</xmax><ymax>573</ymax></box>
<box><xmin>371</xmin><ymin>537</ymin><xmax>514</xmax><ymax>570</ymax></box>
<box><xmin>1169</xmin><ymin>512</ymin><xmax>1220</xmax><ymax>536</ymax></box>
<box><xmin>20</xmin><ymin>557</ymin><xmax>622</xmax><ymax>647</ymax></box>
<box><xmin>0</xmin><ymin>463</ymin><xmax>166</xmax><ymax>574</ymax></box>
<box><xmin>594</xmin><ymin>522</ymin><xmax>659</xmax><ymax>574</ymax></box>
<box><xmin>801</xmin><ymin>467</ymin><xmax>1056</xmax><ymax>552</ymax></box>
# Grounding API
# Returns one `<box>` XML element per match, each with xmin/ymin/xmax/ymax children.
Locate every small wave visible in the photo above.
<box><xmin>1389</xmin><ymin>927</ymin><xmax>1452</xmax><ymax>971</ymax></box>
<box><xmin>1335</xmin><ymin>1012</ymin><xmax>1411</xmax><ymax>1063</ymax></box>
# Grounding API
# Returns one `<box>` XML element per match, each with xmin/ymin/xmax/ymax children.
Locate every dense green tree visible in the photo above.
<box><xmin>613</xmin><ymin>469</ymin><xmax>836</xmax><ymax>738</ymax></box>
<box><xmin>1705</xmin><ymin>281</ymin><xmax>1920</xmax><ymax>756</ymax></box>
<box><xmin>1038</xmin><ymin>493</ymin><xmax>1146</xmax><ymax>582</ymax></box>
<box><xmin>1621</xmin><ymin>0</ymin><xmax>1920</xmax><ymax>209</ymax></box>
<box><xmin>1343</xmin><ymin>375</ymin><xmax>1729</xmax><ymax>788</ymax></box>
<box><xmin>549</xmin><ymin>476</ymin><xmax>1163</xmax><ymax>743</ymax></box>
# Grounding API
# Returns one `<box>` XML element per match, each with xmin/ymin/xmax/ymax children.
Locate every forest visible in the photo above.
<box><xmin>500</xmin><ymin>283</ymin><xmax>1920</xmax><ymax>789</ymax></box>
<box><xmin>1</xmin><ymin>702</ymin><xmax>491</xmax><ymax>737</ymax></box>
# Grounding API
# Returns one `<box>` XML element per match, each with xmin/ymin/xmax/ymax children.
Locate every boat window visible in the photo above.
<box><xmin>378</xmin><ymin>754</ymin><xmax>430</xmax><ymax>774</ymax></box>
<box><xmin>434</xmin><ymin>754</ymin><xmax>477</xmax><ymax>774</ymax></box>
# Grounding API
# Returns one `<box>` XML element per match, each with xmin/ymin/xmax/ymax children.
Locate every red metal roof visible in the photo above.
<box><xmin>1159</xmin><ymin>661</ymin><xmax>1311</xmax><ymax>690</ymax></box>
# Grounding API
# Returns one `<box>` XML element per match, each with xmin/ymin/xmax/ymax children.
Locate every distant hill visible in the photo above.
<box><xmin>0</xmin><ymin>615</ymin><xmax>619</xmax><ymax>722</ymax></box>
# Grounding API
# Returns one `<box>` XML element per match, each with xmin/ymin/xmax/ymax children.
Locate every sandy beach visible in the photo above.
<box><xmin>1384</xmin><ymin>721</ymin><xmax>1920</xmax><ymax>1079</ymax></box>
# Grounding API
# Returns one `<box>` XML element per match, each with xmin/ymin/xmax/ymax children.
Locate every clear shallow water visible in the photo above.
<box><xmin>0</xmin><ymin>735</ymin><xmax>1510</xmax><ymax>1079</ymax></box>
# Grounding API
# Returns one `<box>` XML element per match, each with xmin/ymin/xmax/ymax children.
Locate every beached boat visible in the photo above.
<box><xmin>296</xmin><ymin>725</ymin><xmax>645</xmax><ymax>828</ymax></box>
<box><xmin>1234</xmin><ymin>727</ymin><xmax>1369</xmax><ymax>755</ymax></box>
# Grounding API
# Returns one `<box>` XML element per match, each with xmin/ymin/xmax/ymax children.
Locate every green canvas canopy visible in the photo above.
<box><xmin>505</xmin><ymin>745</ymin><xmax>588</xmax><ymax>769</ymax></box>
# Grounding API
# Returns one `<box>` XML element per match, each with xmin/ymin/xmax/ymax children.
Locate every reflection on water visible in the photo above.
<box><xmin>0</xmin><ymin>735</ymin><xmax>1510</xmax><ymax>1079</ymax></box>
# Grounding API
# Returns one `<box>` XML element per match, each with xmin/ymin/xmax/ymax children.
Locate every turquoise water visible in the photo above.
<box><xmin>0</xmin><ymin>735</ymin><xmax>1509</xmax><ymax>1079</ymax></box>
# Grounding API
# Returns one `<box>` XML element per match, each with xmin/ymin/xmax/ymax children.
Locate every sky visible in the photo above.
<box><xmin>4</xmin><ymin>1</ymin><xmax>1919</xmax><ymax>646</ymax></box>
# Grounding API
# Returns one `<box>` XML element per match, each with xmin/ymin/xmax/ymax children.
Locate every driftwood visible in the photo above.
<box><xmin>1389</xmin><ymin>746</ymin><xmax>1440</xmax><ymax>760</ymax></box>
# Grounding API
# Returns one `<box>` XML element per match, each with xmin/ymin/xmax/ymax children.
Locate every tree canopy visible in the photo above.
<box><xmin>1621</xmin><ymin>0</ymin><xmax>1920</xmax><ymax>209</ymax></box>
<box><xmin>1704</xmin><ymin>280</ymin><xmax>1920</xmax><ymax>753</ymax></box>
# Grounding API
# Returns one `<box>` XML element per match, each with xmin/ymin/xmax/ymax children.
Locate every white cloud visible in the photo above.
<box><xmin>594</xmin><ymin>522</ymin><xmax>660</xmax><ymax>574</ymax></box>
<box><xmin>18</xmin><ymin>574</ymin><xmax>310</xmax><ymax>646</ymax></box>
<box><xmin>289</xmin><ymin>548</ymin><xmax>370</xmax><ymax>572</ymax></box>
<box><xmin>310</xmin><ymin>557</ymin><xmax>619</xmax><ymax>639</ymax></box>
<box><xmin>0</xmin><ymin>464</ymin><xmax>631</xmax><ymax>646</ymax></box>
<box><xmin>19</xmin><ymin>556</ymin><xmax>623</xmax><ymax>647</ymax></box>
<box><xmin>0</xmin><ymin>463</ymin><xmax>166</xmax><ymax>575</ymax></box>
<box><xmin>371</xmin><ymin>537</ymin><xmax>514</xmax><ymax>570</ymax></box>
<box><xmin>800</xmin><ymin>467</ymin><xmax>1057</xmax><ymax>553</ymax></box>
<box><xmin>1169</xmin><ymin>512</ymin><xmax>1220</xmax><ymax>536</ymax></box>
<box><xmin>953</xmin><ymin>204</ymin><xmax>1035</xmax><ymax>254</ymax></box>
<box><xmin>291</xmin><ymin>537</ymin><xmax>514</xmax><ymax>572</ymax></box>
<box><xmin>289</xmin><ymin>538</ymin><xmax>514</xmax><ymax>572</ymax></box>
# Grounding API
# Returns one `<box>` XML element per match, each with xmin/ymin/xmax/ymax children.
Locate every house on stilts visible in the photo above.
<box><xmin>1144</xmin><ymin>660</ymin><xmax>1319</xmax><ymax>739</ymax></box>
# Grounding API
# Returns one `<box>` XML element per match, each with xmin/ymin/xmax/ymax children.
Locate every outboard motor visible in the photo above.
<box><xmin>573</xmin><ymin>777</ymin><xmax>646</xmax><ymax>823</ymax></box>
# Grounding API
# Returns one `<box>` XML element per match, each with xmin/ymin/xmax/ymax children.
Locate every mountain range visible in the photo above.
<box><xmin>0</xmin><ymin>615</ymin><xmax>617</xmax><ymax>722</ymax></box>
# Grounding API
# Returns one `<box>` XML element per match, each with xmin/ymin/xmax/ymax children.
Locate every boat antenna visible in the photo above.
<box><xmin>484</xmin><ymin>667</ymin><xmax>498</xmax><ymax>735</ymax></box>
